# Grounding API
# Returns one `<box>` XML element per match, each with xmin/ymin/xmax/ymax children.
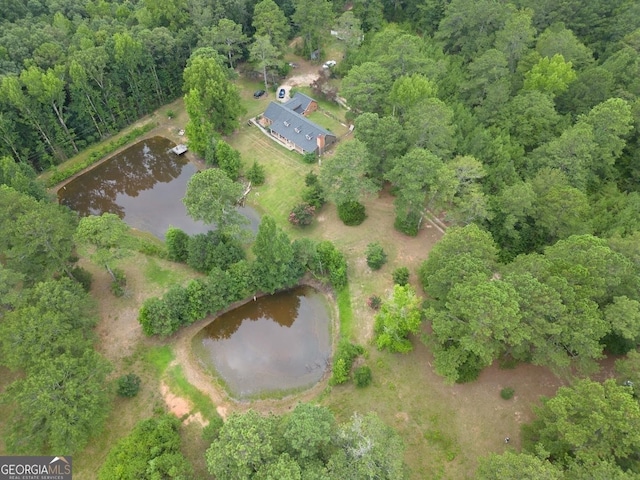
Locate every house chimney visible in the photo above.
<box><xmin>316</xmin><ymin>134</ymin><xmax>325</xmax><ymax>154</ymax></box>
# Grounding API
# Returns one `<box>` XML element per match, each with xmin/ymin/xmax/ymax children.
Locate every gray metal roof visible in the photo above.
<box><xmin>263</xmin><ymin>97</ymin><xmax>335</xmax><ymax>153</ymax></box>
<box><xmin>282</xmin><ymin>92</ymin><xmax>315</xmax><ymax>115</ymax></box>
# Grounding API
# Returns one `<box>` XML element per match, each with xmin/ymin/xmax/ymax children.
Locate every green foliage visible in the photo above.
<box><xmin>205</xmin><ymin>407</ymin><xmax>407</xmax><ymax>479</ymax></box>
<box><xmin>186</xmin><ymin>230</ymin><xmax>245</xmax><ymax>273</ymax></box>
<box><xmin>522</xmin><ymin>379</ymin><xmax>640</xmax><ymax>472</ymax></box>
<box><xmin>183</xmin><ymin>54</ymin><xmax>244</xmax><ymax>153</ymax></box>
<box><xmin>312</xmin><ymin>241</ymin><xmax>348</xmax><ymax>289</ymax></box>
<box><xmin>477</xmin><ymin>452</ymin><xmax>563</xmax><ymax>479</ymax></box>
<box><xmin>330</xmin><ymin>340</ymin><xmax>364</xmax><ymax>385</ymax></box>
<box><xmin>392</xmin><ymin>266</ymin><xmax>410</xmax><ymax>286</ymax></box>
<box><xmin>182</xmin><ymin>168</ymin><xmax>247</xmax><ymax>236</ymax></box>
<box><xmin>524</xmin><ymin>54</ymin><xmax>577</xmax><ymax>97</ymax></box>
<box><xmin>354</xmin><ymin>365</ymin><xmax>372</xmax><ymax>388</ymax></box>
<box><xmin>165</xmin><ymin>226</ymin><xmax>190</xmax><ymax>262</ymax></box>
<box><xmin>288</xmin><ymin>203</ymin><xmax>315</xmax><ymax>226</ymax></box>
<box><xmin>367</xmin><ymin>295</ymin><xmax>382</xmax><ymax>310</ymax></box>
<box><xmin>46</xmin><ymin>123</ymin><xmax>156</xmax><ymax>187</ymax></box>
<box><xmin>252</xmin><ymin>216</ymin><xmax>301</xmax><ymax>294</ymax></box>
<box><xmin>117</xmin><ymin>373</ymin><xmax>141</xmax><ymax>397</ymax></box>
<box><xmin>5</xmin><ymin>350</ymin><xmax>111</xmax><ymax>455</ymax></box>
<box><xmin>374</xmin><ymin>285</ymin><xmax>423</xmax><ymax>353</ymax></box>
<box><xmin>203</xmin><ymin>417</ymin><xmax>225</xmax><ymax>443</ymax></box>
<box><xmin>302</xmin><ymin>152</ymin><xmax>317</xmax><ymax>164</ymax></box>
<box><xmin>70</xmin><ymin>266</ymin><xmax>93</xmax><ymax>292</ymax></box>
<box><xmin>500</xmin><ymin>387</ymin><xmax>515</xmax><ymax>400</ymax></box>
<box><xmin>109</xmin><ymin>267</ymin><xmax>127</xmax><ymax>297</ymax></box>
<box><xmin>337</xmin><ymin>200</ymin><xmax>366</xmax><ymax>226</ymax></box>
<box><xmin>246</xmin><ymin>161</ymin><xmax>266</xmax><ymax>185</ymax></box>
<box><xmin>394</xmin><ymin>210</ymin><xmax>422</xmax><ymax>236</ymax></box>
<box><xmin>214</xmin><ymin>140</ymin><xmax>242</xmax><ymax>180</ymax></box>
<box><xmin>365</xmin><ymin>242</ymin><xmax>387</xmax><ymax>270</ymax></box>
<box><xmin>302</xmin><ymin>180</ymin><xmax>326</xmax><ymax>209</ymax></box>
<box><xmin>98</xmin><ymin>415</ymin><xmax>193</xmax><ymax>480</ymax></box>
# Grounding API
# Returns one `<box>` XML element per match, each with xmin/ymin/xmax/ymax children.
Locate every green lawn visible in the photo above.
<box><xmin>307</xmin><ymin>110</ymin><xmax>349</xmax><ymax>136</ymax></box>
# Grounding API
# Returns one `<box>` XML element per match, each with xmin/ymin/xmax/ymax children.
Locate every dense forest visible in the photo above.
<box><xmin>2</xmin><ymin>0</ymin><xmax>640</xmax><ymax>478</ymax></box>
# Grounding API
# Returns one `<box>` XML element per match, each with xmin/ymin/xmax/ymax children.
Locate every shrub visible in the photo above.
<box><xmin>367</xmin><ymin>295</ymin><xmax>382</xmax><ymax>310</ymax></box>
<box><xmin>187</xmin><ymin>231</ymin><xmax>245</xmax><ymax>273</ymax></box>
<box><xmin>166</xmin><ymin>109</ymin><xmax>175</xmax><ymax>119</ymax></box>
<box><xmin>394</xmin><ymin>210</ymin><xmax>422</xmax><ymax>236</ymax></box>
<box><xmin>337</xmin><ymin>200</ymin><xmax>365</xmax><ymax>226</ymax></box>
<box><xmin>246</xmin><ymin>161</ymin><xmax>266</xmax><ymax>185</ymax></box>
<box><xmin>354</xmin><ymin>365</ymin><xmax>372</xmax><ymax>388</ymax></box>
<box><xmin>392</xmin><ymin>267</ymin><xmax>410</xmax><ymax>286</ymax></box>
<box><xmin>288</xmin><ymin>203</ymin><xmax>315</xmax><ymax>226</ymax></box>
<box><xmin>330</xmin><ymin>340</ymin><xmax>364</xmax><ymax>385</ymax></box>
<box><xmin>500</xmin><ymin>387</ymin><xmax>515</xmax><ymax>400</ymax></box>
<box><xmin>365</xmin><ymin>242</ymin><xmax>387</xmax><ymax>270</ymax></box>
<box><xmin>313</xmin><ymin>241</ymin><xmax>347</xmax><ymax>289</ymax></box>
<box><xmin>305</xmin><ymin>171</ymin><xmax>320</xmax><ymax>187</ymax></box>
<box><xmin>165</xmin><ymin>227</ymin><xmax>189</xmax><ymax>262</ymax></box>
<box><xmin>302</xmin><ymin>152</ymin><xmax>317</xmax><ymax>164</ymax></box>
<box><xmin>110</xmin><ymin>267</ymin><xmax>127</xmax><ymax>297</ymax></box>
<box><xmin>71</xmin><ymin>266</ymin><xmax>93</xmax><ymax>292</ymax></box>
<box><xmin>117</xmin><ymin>374</ymin><xmax>141</xmax><ymax>397</ymax></box>
<box><xmin>302</xmin><ymin>184</ymin><xmax>326</xmax><ymax>209</ymax></box>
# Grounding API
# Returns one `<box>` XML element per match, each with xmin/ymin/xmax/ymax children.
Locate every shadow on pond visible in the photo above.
<box><xmin>192</xmin><ymin>286</ymin><xmax>332</xmax><ymax>399</ymax></box>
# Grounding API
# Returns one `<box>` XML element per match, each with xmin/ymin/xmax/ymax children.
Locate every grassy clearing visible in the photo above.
<box><xmin>144</xmin><ymin>258</ymin><xmax>181</xmax><ymax>287</ymax></box>
<box><xmin>306</xmin><ymin>110</ymin><xmax>349</xmax><ymax>136</ymax></box>
<box><xmin>336</xmin><ymin>286</ymin><xmax>354</xmax><ymax>339</ymax></box>
<box><xmin>229</xmin><ymin>126</ymin><xmax>310</xmax><ymax>223</ymax></box>
<box><xmin>143</xmin><ymin>345</ymin><xmax>175</xmax><ymax>376</ymax></box>
<box><xmin>165</xmin><ymin>365</ymin><xmax>219</xmax><ymax>422</ymax></box>
<box><xmin>296</xmin><ymin>86</ymin><xmax>348</xmax><ymax>120</ymax></box>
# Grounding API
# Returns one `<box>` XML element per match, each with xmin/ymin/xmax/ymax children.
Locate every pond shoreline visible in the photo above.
<box><xmin>172</xmin><ymin>275</ymin><xmax>340</xmax><ymax>418</ymax></box>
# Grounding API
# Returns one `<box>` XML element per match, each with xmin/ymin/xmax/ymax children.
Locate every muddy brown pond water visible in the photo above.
<box><xmin>58</xmin><ymin>136</ymin><xmax>259</xmax><ymax>238</ymax></box>
<box><xmin>192</xmin><ymin>286</ymin><xmax>332</xmax><ymax>399</ymax></box>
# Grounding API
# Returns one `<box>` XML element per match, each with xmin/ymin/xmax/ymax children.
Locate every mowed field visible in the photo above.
<box><xmin>0</xmin><ymin>65</ymin><xmax>579</xmax><ymax>480</ymax></box>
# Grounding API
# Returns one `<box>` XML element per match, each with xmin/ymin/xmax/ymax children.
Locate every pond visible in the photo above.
<box><xmin>192</xmin><ymin>286</ymin><xmax>332</xmax><ymax>399</ymax></box>
<box><xmin>58</xmin><ymin>136</ymin><xmax>260</xmax><ymax>239</ymax></box>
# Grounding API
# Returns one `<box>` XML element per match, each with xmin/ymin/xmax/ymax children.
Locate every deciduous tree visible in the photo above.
<box><xmin>182</xmin><ymin>168</ymin><xmax>247</xmax><ymax>236</ymax></box>
<box><xmin>374</xmin><ymin>285</ymin><xmax>422</xmax><ymax>353</ymax></box>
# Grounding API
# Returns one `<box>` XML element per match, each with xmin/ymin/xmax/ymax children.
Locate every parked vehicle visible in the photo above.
<box><xmin>278</xmin><ymin>88</ymin><xmax>286</xmax><ymax>99</ymax></box>
<box><xmin>322</xmin><ymin>60</ymin><xmax>337</xmax><ymax>69</ymax></box>
<box><xmin>253</xmin><ymin>89</ymin><xmax>266</xmax><ymax>98</ymax></box>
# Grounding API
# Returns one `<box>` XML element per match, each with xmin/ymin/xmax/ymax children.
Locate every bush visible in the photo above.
<box><xmin>302</xmin><ymin>184</ymin><xmax>326</xmax><ymax>209</ymax></box>
<box><xmin>166</xmin><ymin>109</ymin><xmax>175</xmax><ymax>119</ymax></box>
<box><xmin>165</xmin><ymin>227</ymin><xmax>189</xmax><ymax>262</ymax></box>
<box><xmin>110</xmin><ymin>267</ymin><xmax>127</xmax><ymax>297</ymax></box>
<box><xmin>288</xmin><ymin>203</ymin><xmax>315</xmax><ymax>226</ymax></box>
<box><xmin>337</xmin><ymin>201</ymin><xmax>365</xmax><ymax>226</ymax></box>
<box><xmin>392</xmin><ymin>267</ymin><xmax>410</xmax><ymax>286</ymax></box>
<box><xmin>246</xmin><ymin>161</ymin><xmax>266</xmax><ymax>185</ymax></box>
<box><xmin>71</xmin><ymin>266</ymin><xmax>93</xmax><ymax>292</ymax></box>
<box><xmin>365</xmin><ymin>242</ymin><xmax>387</xmax><ymax>270</ymax></box>
<box><xmin>302</xmin><ymin>152</ymin><xmax>317</xmax><ymax>164</ymax></box>
<box><xmin>500</xmin><ymin>387</ymin><xmax>515</xmax><ymax>400</ymax></box>
<box><xmin>187</xmin><ymin>231</ymin><xmax>245</xmax><ymax>273</ymax></box>
<box><xmin>394</xmin><ymin>210</ymin><xmax>422</xmax><ymax>236</ymax></box>
<box><xmin>354</xmin><ymin>365</ymin><xmax>372</xmax><ymax>388</ymax></box>
<box><xmin>330</xmin><ymin>340</ymin><xmax>364</xmax><ymax>385</ymax></box>
<box><xmin>313</xmin><ymin>241</ymin><xmax>347</xmax><ymax>289</ymax></box>
<box><xmin>117</xmin><ymin>374</ymin><xmax>141</xmax><ymax>397</ymax></box>
<box><xmin>367</xmin><ymin>295</ymin><xmax>382</xmax><ymax>310</ymax></box>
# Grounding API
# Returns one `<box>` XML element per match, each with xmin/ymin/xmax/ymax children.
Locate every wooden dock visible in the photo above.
<box><xmin>171</xmin><ymin>144</ymin><xmax>188</xmax><ymax>155</ymax></box>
